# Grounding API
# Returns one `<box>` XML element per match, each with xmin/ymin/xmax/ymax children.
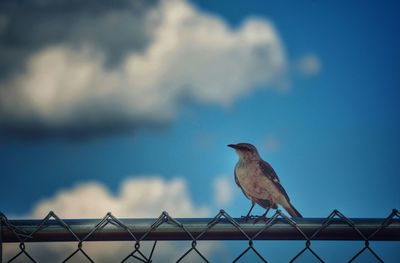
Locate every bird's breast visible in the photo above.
<box><xmin>235</xmin><ymin>161</ymin><xmax>282</xmax><ymax>202</ymax></box>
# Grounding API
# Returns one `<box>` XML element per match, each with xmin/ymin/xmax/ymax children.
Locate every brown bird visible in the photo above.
<box><xmin>228</xmin><ymin>143</ymin><xmax>302</xmax><ymax>219</ymax></box>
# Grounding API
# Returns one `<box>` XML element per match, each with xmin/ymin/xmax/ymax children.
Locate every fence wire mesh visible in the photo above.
<box><xmin>1</xmin><ymin>209</ymin><xmax>399</xmax><ymax>263</ymax></box>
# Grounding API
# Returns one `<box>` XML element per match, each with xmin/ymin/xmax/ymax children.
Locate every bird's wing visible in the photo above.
<box><xmin>258</xmin><ymin>160</ymin><xmax>290</xmax><ymax>201</ymax></box>
<box><xmin>258</xmin><ymin>160</ymin><xmax>280</xmax><ymax>182</ymax></box>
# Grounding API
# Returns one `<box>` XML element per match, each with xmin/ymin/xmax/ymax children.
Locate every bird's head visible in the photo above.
<box><xmin>227</xmin><ymin>143</ymin><xmax>260</xmax><ymax>160</ymax></box>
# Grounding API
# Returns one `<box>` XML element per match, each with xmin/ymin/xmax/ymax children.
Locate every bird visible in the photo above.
<box><xmin>228</xmin><ymin>143</ymin><xmax>302</xmax><ymax>219</ymax></box>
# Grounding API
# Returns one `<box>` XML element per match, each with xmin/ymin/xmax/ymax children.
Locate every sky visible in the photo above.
<box><xmin>0</xmin><ymin>0</ymin><xmax>399</xmax><ymax>262</ymax></box>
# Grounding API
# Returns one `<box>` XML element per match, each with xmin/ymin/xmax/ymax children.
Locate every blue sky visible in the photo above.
<box><xmin>1</xmin><ymin>0</ymin><xmax>399</xmax><ymax>261</ymax></box>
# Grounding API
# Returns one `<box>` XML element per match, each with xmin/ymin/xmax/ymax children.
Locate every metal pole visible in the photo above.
<box><xmin>2</xmin><ymin>218</ymin><xmax>399</xmax><ymax>242</ymax></box>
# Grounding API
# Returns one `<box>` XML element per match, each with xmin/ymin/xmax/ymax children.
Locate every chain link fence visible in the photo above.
<box><xmin>1</xmin><ymin>209</ymin><xmax>399</xmax><ymax>262</ymax></box>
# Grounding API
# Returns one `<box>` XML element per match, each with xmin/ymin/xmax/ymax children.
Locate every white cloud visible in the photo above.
<box><xmin>4</xmin><ymin>177</ymin><xmax>217</xmax><ymax>262</ymax></box>
<box><xmin>213</xmin><ymin>175</ymin><xmax>235</xmax><ymax>207</ymax></box>
<box><xmin>0</xmin><ymin>0</ymin><xmax>287</xmax><ymax>137</ymax></box>
<box><xmin>295</xmin><ymin>54</ymin><xmax>321</xmax><ymax>76</ymax></box>
<box><xmin>32</xmin><ymin>176</ymin><xmax>209</xmax><ymax>218</ymax></box>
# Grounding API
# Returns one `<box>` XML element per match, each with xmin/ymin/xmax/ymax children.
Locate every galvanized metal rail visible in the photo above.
<box><xmin>2</xmin><ymin>217</ymin><xmax>400</xmax><ymax>242</ymax></box>
<box><xmin>1</xmin><ymin>209</ymin><xmax>399</xmax><ymax>262</ymax></box>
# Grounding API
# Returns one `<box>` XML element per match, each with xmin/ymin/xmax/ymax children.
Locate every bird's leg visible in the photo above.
<box><xmin>241</xmin><ymin>203</ymin><xmax>255</xmax><ymax>221</ymax></box>
<box><xmin>261</xmin><ymin>206</ymin><xmax>271</xmax><ymax>218</ymax></box>
<box><xmin>246</xmin><ymin>203</ymin><xmax>255</xmax><ymax>217</ymax></box>
<box><xmin>256</xmin><ymin>206</ymin><xmax>271</xmax><ymax>223</ymax></box>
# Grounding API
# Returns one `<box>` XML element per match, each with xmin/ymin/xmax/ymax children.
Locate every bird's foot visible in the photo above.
<box><xmin>254</xmin><ymin>215</ymin><xmax>268</xmax><ymax>223</ymax></box>
<box><xmin>241</xmin><ymin>215</ymin><xmax>257</xmax><ymax>222</ymax></box>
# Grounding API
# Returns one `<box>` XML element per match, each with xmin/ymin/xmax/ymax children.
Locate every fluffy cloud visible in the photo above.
<box><xmin>0</xmin><ymin>0</ymin><xmax>287</xmax><ymax>138</ymax></box>
<box><xmin>3</xmin><ymin>177</ymin><xmax>216</xmax><ymax>262</ymax></box>
<box><xmin>31</xmin><ymin>177</ymin><xmax>209</xmax><ymax>218</ymax></box>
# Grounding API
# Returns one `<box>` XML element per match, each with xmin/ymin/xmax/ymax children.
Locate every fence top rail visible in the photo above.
<box><xmin>2</xmin><ymin>214</ymin><xmax>400</xmax><ymax>242</ymax></box>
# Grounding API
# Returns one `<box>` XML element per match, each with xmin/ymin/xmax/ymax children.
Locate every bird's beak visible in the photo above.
<box><xmin>227</xmin><ymin>144</ymin><xmax>239</xmax><ymax>149</ymax></box>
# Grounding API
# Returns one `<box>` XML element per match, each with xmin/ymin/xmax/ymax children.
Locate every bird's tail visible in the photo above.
<box><xmin>284</xmin><ymin>203</ymin><xmax>303</xmax><ymax>218</ymax></box>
